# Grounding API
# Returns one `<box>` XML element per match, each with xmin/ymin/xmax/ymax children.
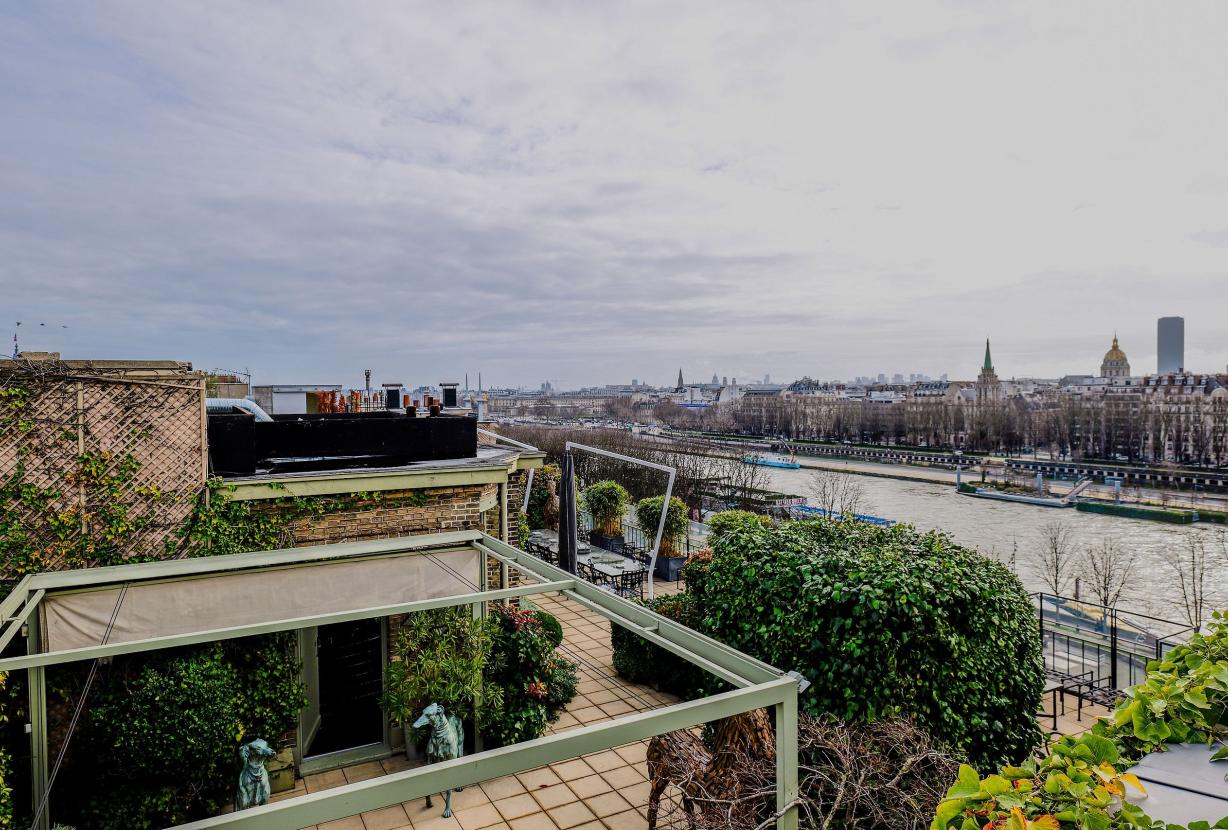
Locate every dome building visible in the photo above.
<box><xmin>1100</xmin><ymin>335</ymin><xmax>1131</xmax><ymax>378</ymax></box>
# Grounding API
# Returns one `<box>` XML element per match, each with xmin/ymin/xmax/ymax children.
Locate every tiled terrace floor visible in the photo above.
<box><xmin>278</xmin><ymin>574</ymin><xmax>1108</xmax><ymax>830</ymax></box>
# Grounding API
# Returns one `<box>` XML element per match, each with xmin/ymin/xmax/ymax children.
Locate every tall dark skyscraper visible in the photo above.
<box><xmin>1157</xmin><ymin>317</ymin><xmax>1185</xmax><ymax>374</ymax></box>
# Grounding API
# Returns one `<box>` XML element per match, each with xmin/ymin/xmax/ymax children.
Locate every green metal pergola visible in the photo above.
<box><xmin>0</xmin><ymin>530</ymin><xmax>800</xmax><ymax>830</ymax></box>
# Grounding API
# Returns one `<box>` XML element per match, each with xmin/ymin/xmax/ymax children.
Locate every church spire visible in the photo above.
<box><xmin>983</xmin><ymin>338</ymin><xmax>993</xmax><ymax>371</ymax></box>
<box><xmin>676</xmin><ymin>368</ymin><xmax>684</xmax><ymax>390</ymax></box>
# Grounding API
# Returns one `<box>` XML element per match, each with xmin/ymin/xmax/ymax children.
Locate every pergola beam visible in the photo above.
<box><xmin>5</xmin><ymin>530</ymin><xmax>799</xmax><ymax>830</ymax></box>
<box><xmin>0</xmin><ymin>579</ymin><xmax>574</xmax><ymax>671</ymax></box>
<box><xmin>175</xmin><ymin>677</ymin><xmax>798</xmax><ymax>830</ymax></box>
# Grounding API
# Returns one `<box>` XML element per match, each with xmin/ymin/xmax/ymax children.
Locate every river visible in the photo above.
<box><xmin>758</xmin><ymin>464</ymin><xmax>1226</xmax><ymax>623</ymax></box>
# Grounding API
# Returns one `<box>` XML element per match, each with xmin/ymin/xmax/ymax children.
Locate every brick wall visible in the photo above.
<box><xmin>273</xmin><ymin>485</ymin><xmax>487</xmax><ymax>547</ymax></box>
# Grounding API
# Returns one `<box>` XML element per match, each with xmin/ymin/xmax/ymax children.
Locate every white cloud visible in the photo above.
<box><xmin>1</xmin><ymin>0</ymin><xmax>1226</xmax><ymax>386</ymax></box>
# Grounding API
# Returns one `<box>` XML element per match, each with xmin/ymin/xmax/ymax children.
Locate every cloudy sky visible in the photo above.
<box><xmin>3</xmin><ymin>2</ymin><xmax>1227</xmax><ymax>389</ymax></box>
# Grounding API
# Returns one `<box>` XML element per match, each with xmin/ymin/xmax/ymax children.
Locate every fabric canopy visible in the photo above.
<box><xmin>41</xmin><ymin>548</ymin><xmax>481</xmax><ymax>653</ymax></box>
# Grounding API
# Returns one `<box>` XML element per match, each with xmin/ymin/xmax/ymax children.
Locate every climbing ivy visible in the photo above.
<box><xmin>176</xmin><ymin>479</ymin><xmax>431</xmax><ymax>556</ymax></box>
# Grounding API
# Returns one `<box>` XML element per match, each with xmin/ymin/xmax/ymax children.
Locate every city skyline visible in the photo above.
<box><xmin>3</xmin><ymin>3</ymin><xmax>1228</xmax><ymax>388</ymax></box>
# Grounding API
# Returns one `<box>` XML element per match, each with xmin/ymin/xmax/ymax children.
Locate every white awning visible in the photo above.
<box><xmin>41</xmin><ymin>548</ymin><xmax>481</xmax><ymax>652</ymax></box>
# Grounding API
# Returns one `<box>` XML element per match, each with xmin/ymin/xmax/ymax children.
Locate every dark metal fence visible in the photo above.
<box><xmin>1035</xmin><ymin>593</ymin><xmax>1194</xmax><ymax>691</ymax></box>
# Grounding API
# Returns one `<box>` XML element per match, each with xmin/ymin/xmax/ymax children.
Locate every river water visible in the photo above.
<box><xmin>758</xmin><ymin>465</ymin><xmax>1226</xmax><ymax>622</ymax></box>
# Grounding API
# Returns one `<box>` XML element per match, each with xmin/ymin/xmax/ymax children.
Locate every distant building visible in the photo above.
<box><xmin>1100</xmin><ymin>334</ymin><xmax>1131</xmax><ymax>378</ymax></box>
<box><xmin>976</xmin><ymin>339</ymin><xmax>1001</xmax><ymax>403</ymax></box>
<box><xmin>1158</xmin><ymin>316</ymin><xmax>1185</xmax><ymax>374</ymax></box>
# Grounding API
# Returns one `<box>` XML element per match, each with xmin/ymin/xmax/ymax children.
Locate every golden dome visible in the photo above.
<box><xmin>1103</xmin><ymin>335</ymin><xmax>1127</xmax><ymax>363</ymax></box>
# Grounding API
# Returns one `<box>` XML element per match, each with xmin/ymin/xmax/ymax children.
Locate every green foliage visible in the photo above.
<box><xmin>381</xmin><ymin>605</ymin><xmax>578</xmax><ymax>749</ymax></box>
<box><xmin>635</xmin><ymin>496</ymin><xmax>689</xmax><ymax>555</ymax></box>
<box><xmin>704</xmin><ymin>509</ymin><xmax>771</xmax><ymax>548</ymax></box>
<box><xmin>610</xmin><ymin>593</ymin><xmax>717</xmax><ymax>700</ymax></box>
<box><xmin>484</xmin><ymin>605</ymin><xmax>578</xmax><ymax>746</ymax></box>
<box><xmin>1106</xmin><ymin>610</ymin><xmax>1228</xmax><ymax>760</ymax></box>
<box><xmin>702</xmin><ymin>518</ymin><xmax>1043</xmax><ymax>770</ymax></box>
<box><xmin>0</xmin><ymin>672</ymin><xmax>11</xmax><ymax>830</ymax></box>
<box><xmin>75</xmin><ymin>646</ymin><xmax>240</xmax><ymax>830</ymax></box>
<box><xmin>583</xmin><ymin>481</ymin><xmax>630</xmax><ymax>536</ymax></box>
<box><xmin>935</xmin><ymin>611</ymin><xmax>1228</xmax><ymax>830</ymax></box>
<box><xmin>383</xmin><ymin>607</ymin><xmax>496</xmax><ymax>731</ymax></box>
<box><xmin>525</xmin><ymin>464</ymin><xmax>560</xmax><ymax>530</ymax></box>
<box><xmin>1</xmin><ymin>451</ymin><xmax>159</xmax><ymax>575</ymax></box>
<box><xmin>517</xmin><ymin>510</ymin><xmax>530</xmax><ymax>548</ymax></box>
<box><xmin>534</xmin><ymin>609</ymin><xmax>564</xmax><ymax>648</ymax></box>
<box><xmin>223</xmin><ymin>633</ymin><xmax>306</xmax><ymax>744</ymax></box>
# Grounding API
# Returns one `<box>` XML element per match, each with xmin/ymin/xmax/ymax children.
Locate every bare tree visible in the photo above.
<box><xmin>1161</xmin><ymin>531</ymin><xmax>1221</xmax><ymax>628</ymax></box>
<box><xmin>807</xmin><ymin>469</ymin><xmax>866</xmax><ymax>518</ymax></box>
<box><xmin>1035</xmin><ymin>521</ymin><xmax>1076</xmax><ymax>596</ymax></box>
<box><xmin>1080</xmin><ymin>536</ymin><xmax>1136</xmax><ymax>608</ymax></box>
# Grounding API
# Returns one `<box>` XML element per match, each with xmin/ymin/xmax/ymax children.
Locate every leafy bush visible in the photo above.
<box><xmin>75</xmin><ymin>646</ymin><xmax>240</xmax><ymax>829</ymax></box>
<box><xmin>704</xmin><ymin>510</ymin><xmax>771</xmax><ymax>547</ymax></box>
<box><xmin>610</xmin><ymin>593</ymin><xmax>717</xmax><ymax>699</ymax></box>
<box><xmin>935</xmin><ymin>609</ymin><xmax>1228</xmax><ymax>830</ymax></box>
<box><xmin>0</xmin><ymin>672</ymin><xmax>11</xmax><ymax>830</ymax></box>
<box><xmin>534</xmin><ymin>609</ymin><xmax>564</xmax><ymax>648</ymax></box>
<box><xmin>544</xmin><ymin>655</ymin><xmax>579</xmax><ymax>712</ymax></box>
<box><xmin>583</xmin><ymin>481</ymin><xmax>630</xmax><ymax>536</ymax></box>
<box><xmin>702</xmin><ymin>518</ymin><xmax>1042</xmax><ymax>770</ymax></box>
<box><xmin>635</xmin><ymin>496</ymin><xmax>689</xmax><ymax>556</ymax></box>
<box><xmin>383</xmin><ymin>607</ymin><xmax>496</xmax><ymax>731</ymax></box>
<box><xmin>485</xmin><ymin>606</ymin><xmax>561</xmax><ymax>745</ymax></box>
<box><xmin>223</xmin><ymin>633</ymin><xmax>306</xmax><ymax>745</ymax></box>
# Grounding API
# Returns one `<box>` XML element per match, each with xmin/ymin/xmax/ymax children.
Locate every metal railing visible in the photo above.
<box><xmin>1035</xmin><ymin>593</ymin><xmax>1195</xmax><ymax>691</ymax></box>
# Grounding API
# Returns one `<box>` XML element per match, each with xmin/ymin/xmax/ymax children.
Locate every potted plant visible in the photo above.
<box><xmin>381</xmin><ymin>607</ymin><xmax>493</xmax><ymax>758</ymax></box>
<box><xmin>583</xmin><ymin>480</ymin><xmax>630</xmax><ymax>553</ymax></box>
<box><xmin>635</xmin><ymin>495</ymin><xmax>690</xmax><ymax>581</ymax></box>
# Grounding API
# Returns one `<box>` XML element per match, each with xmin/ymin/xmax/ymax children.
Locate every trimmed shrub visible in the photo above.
<box><xmin>223</xmin><ymin>632</ymin><xmax>306</xmax><ymax>745</ymax></box>
<box><xmin>702</xmin><ymin>518</ymin><xmax>1043</xmax><ymax>770</ymax></box>
<box><xmin>533</xmin><ymin>609</ymin><xmax>564</xmax><ymax>648</ymax></box>
<box><xmin>635</xmin><ymin>496</ymin><xmax>689</xmax><ymax>556</ymax></box>
<box><xmin>704</xmin><ymin>510</ymin><xmax>771</xmax><ymax>548</ymax></box>
<box><xmin>583</xmin><ymin>481</ymin><xmax>630</xmax><ymax>536</ymax></box>
<box><xmin>610</xmin><ymin>593</ymin><xmax>718</xmax><ymax>699</ymax></box>
<box><xmin>75</xmin><ymin>645</ymin><xmax>240</xmax><ymax>829</ymax></box>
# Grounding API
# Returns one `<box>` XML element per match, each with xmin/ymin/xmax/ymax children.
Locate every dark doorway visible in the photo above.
<box><xmin>306</xmin><ymin>618</ymin><xmax>384</xmax><ymax>757</ymax></box>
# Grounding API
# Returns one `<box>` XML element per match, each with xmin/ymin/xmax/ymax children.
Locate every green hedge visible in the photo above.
<box><xmin>610</xmin><ymin>593</ymin><xmax>720</xmax><ymax>700</ymax></box>
<box><xmin>1076</xmin><ymin>501</ymin><xmax>1196</xmax><ymax>523</ymax></box>
<box><xmin>701</xmin><ymin>519</ymin><xmax>1043</xmax><ymax>770</ymax></box>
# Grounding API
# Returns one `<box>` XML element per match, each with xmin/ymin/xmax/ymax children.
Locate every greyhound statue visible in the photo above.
<box><xmin>235</xmin><ymin>738</ymin><xmax>276</xmax><ymax>810</ymax></box>
<box><xmin>413</xmin><ymin>703</ymin><xmax>466</xmax><ymax>818</ymax></box>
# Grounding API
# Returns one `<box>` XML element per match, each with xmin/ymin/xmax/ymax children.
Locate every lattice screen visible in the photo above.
<box><xmin>0</xmin><ymin>365</ymin><xmax>206</xmax><ymax>575</ymax></box>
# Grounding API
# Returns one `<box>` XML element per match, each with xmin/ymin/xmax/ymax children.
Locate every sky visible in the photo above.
<box><xmin>2</xmin><ymin>2</ymin><xmax>1227</xmax><ymax>390</ymax></box>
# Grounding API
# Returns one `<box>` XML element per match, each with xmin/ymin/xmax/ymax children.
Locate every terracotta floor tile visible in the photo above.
<box><xmin>567</xmin><ymin>774</ymin><xmax>613</xmax><ymax>800</ymax></box>
<box><xmin>530</xmin><ymin>782</ymin><xmax>579</xmax><ymax>810</ymax></box>
<box><xmin>599</xmin><ymin>809</ymin><xmax>646</xmax><ymax>830</ymax></box>
<box><xmin>413</xmin><ymin>813</ymin><xmax>464</xmax><ymax>830</ymax></box>
<box><xmin>517</xmin><ymin>766</ymin><xmax>563</xmax><ymax>790</ymax></box>
<box><xmin>583</xmin><ymin>791</ymin><xmax>632</xmax><ymax>819</ymax></box>
<box><xmin>582</xmin><ymin>751</ymin><xmax>625</xmax><ymax>773</ymax></box>
<box><xmin>481</xmin><ymin>775</ymin><xmax>527</xmax><ymax>801</ymax></box>
<box><xmin>453</xmin><ymin>802</ymin><xmax>504</xmax><ymax>830</ymax></box>
<box><xmin>549</xmin><ymin>758</ymin><xmax>594</xmax><ymax>782</ymax></box>
<box><xmin>493</xmin><ymin>793</ymin><xmax>541</xmax><ymax>821</ymax></box>
<box><xmin>507</xmin><ymin>814</ymin><xmax>556</xmax><ymax>830</ymax></box>
<box><xmin>362</xmin><ymin>803</ymin><xmax>410</xmax><ymax>830</ymax></box>
<box><xmin>318</xmin><ymin>817</ymin><xmax>365</xmax><ymax>830</ymax></box>
<box><xmin>600</xmin><ymin>766</ymin><xmax>645</xmax><ymax>790</ymax></box>
<box><xmin>344</xmin><ymin>760</ymin><xmax>388</xmax><ymax>784</ymax></box>
<box><xmin>305</xmin><ymin>768</ymin><xmax>349</xmax><ymax>793</ymax></box>
<box><xmin>612</xmin><ymin>744</ymin><xmax>647</xmax><ymax>765</ymax></box>
<box><xmin>548</xmin><ymin>801</ymin><xmax>598</xmax><ymax>829</ymax></box>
